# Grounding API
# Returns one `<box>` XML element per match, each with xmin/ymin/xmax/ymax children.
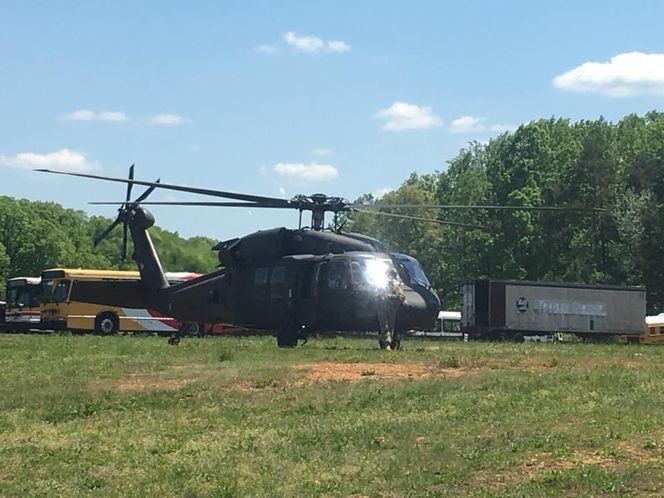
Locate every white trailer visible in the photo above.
<box><xmin>461</xmin><ymin>279</ymin><xmax>646</xmax><ymax>341</ymax></box>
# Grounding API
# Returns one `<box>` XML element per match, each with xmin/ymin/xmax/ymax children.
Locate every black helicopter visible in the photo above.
<box><xmin>38</xmin><ymin>167</ymin><xmax>598</xmax><ymax>348</ymax></box>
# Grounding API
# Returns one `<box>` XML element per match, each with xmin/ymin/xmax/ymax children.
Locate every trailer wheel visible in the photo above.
<box><xmin>95</xmin><ymin>312</ymin><xmax>119</xmax><ymax>335</ymax></box>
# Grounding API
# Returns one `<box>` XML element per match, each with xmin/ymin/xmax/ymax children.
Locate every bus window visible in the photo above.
<box><xmin>442</xmin><ymin>319</ymin><xmax>461</xmax><ymax>333</ymax></box>
<box><xmin>52</xmin><ymin>280</ymin><xmax>71</xmax><ymax>302</ymax></box>
<box><xmin>270</xmin><ymin>266</ymin><xmax>287</xmax><ymax>299</ymax></box>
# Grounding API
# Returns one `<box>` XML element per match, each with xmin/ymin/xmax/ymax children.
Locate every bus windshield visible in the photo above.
<box><xmin>6</xmin><ymin>286</ymin><xmax>40</xmax><ymax>308</ymax></box>
<box><xmin>51</xmin><ymin>280</ymin><xmax>71</xmax><ymax>303</ymax></box>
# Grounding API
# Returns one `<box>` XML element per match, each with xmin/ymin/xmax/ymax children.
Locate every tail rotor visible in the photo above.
<box><xmin>93</xmin><ymin>165</ymin><xmax>159</xmax><ymax>259</ymax></box>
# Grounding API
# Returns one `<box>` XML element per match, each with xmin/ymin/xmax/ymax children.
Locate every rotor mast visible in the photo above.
<box><xmin>291</xmin><ymin>193</ymin><xmax>349</xmax><ymax>231</ymax></box>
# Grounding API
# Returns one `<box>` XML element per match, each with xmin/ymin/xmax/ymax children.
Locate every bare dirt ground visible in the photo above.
<box><xmin>293</xmin><ymin>361</ymin><xmax>472</xmax><ymax>382</ymax></box>
<box><xmin>471</xmin><ymin>437</ymin><xmax>664</xmax><ymax>490</ymax></box>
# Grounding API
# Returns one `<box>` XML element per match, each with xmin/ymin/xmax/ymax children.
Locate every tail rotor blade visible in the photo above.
<box><xmin>93</xmin><ymin>217</ymin><xmax>122</xmax><ymax>247</ymax></box>
<box><xmin>125</xmin><ymin>164</ymin><xmax>135</xmax><ymax>204</ymax></box>
<box><xmin>133</xmin><ymin>179</ymin><xmax>160</xmax><ymax>204</ymax></box>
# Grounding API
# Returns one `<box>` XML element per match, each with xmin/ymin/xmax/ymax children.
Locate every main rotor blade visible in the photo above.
<box><xmin>88</xmin><ymin>200</ymin><xmax>296</xmax><ymax>208</ymax></box>
<box><xmin>125</xmin><ymin>164</ymin><xmax>134</xmax><ymax>204</ymax></box>
<box><xmin>93</xmin><ymin>217</ymin><xmax>122</xmax><ymax>247</ymax></box>
<box><xmin>351</xmin><ymin>204</ymin><xmax>606</xmax><ymax>213</ymax></box>
<box><xmin>37</xmin><ymin>169</ymin><xmax>292</xmax><ymax>206</ymax></box>
<box><xmin>352</xmin><ymin>208</ymin><xmax>498</xmax><ymax>231</ymax></box>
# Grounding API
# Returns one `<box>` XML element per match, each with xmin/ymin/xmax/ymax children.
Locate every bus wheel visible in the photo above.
<box><xmin>95</xmin><ymin>312</ymin><xmax>119</xmax><ymax>335</ymax></box>
<box><xmin>180</xmin><ymin>322</ymin><xmax>203</xmax><ymax>337</ymax></box>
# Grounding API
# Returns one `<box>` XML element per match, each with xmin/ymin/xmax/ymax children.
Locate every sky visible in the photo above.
<box><xmin>2</xmin><ymin>0</ymin><xmax>664</xmax><ymax>241</ymax></box>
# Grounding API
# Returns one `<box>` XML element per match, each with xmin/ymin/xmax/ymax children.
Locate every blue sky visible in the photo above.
<box><xmin>2</xmin><ymin>0</ymin><xmax>664</xmax><ymax>240</ymax></box>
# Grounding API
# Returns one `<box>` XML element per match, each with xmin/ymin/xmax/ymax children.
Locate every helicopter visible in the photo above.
<box><xmin>38</xmin><ymin>166</ymin><xmax>600</xmax><ymax>348</ymax></box>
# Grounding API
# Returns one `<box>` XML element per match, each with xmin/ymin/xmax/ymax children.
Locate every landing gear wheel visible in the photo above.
<box><xmin>277</xmin><ymin>327</ymin><xmax>298</xmax><ymax>348</ymax></box>
<box><xmin>95</xmin><ymin>312</ymin><xmax>119</xmax><ymax>335</ymax></box>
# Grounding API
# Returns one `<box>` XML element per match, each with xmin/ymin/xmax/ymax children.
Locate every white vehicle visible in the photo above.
<box><xmin>410</xmin><ymin>310</ymin><xmax>463</xmax><ymax>339</ymax></box>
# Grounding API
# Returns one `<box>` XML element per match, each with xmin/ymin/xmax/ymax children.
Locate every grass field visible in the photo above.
<box><xmin>2</xmin><ymin>334</ymin><xmax>664</xmax><ymax>497</ymax></box>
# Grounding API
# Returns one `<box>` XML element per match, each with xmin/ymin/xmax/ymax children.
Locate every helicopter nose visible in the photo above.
<box><xmin>398</xmin><ymin>285</ymin><xmax>440</xmax><ymax>331</ymax></box>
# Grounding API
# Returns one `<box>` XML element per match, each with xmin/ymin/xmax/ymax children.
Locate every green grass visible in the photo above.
<box><xmin>1</xmin><ymin>335</ymin><xmax>664</xmax><ymax>497</ymax></box>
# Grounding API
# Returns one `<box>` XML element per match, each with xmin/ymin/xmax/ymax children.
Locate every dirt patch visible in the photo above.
<box><xmin>292</xmin><ymin>361</ymin><xmax>468</xmax><ymax>382</ymax></box>
<box><xmin>473</xmin><ymin>440</ymin><xmax>663</xmax><ymax>490</ymax></box>
<box><xmin>115</xmin><ymin>373</ymin><xmax>191</xmax><ymax>392</ymax></box>
<box><xmin>90</xmin><ymin>372</ymin><xmax>193</xmax><ymax>393</ymax></box>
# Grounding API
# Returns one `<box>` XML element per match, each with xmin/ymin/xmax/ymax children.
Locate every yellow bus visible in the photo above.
<box><xmin>620</xmin><ymin>315</ymin><xmax>664</xmax><ymax>345</ymax></box>
<box><xmin>4</xmin><ymin>277</ymin><xmax>42</xmax><ymax>331</ymax></box>
<box><xmin>40</xmin><ymin>268</ymin><xmax>199</xmax><ymax>335</ymax></box>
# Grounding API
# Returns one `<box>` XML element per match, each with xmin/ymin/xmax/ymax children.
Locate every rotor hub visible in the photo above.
<box><xmin>290</xmin><ymin>194</ymin><xmax>351</xmax><ymax>230</ymax></box>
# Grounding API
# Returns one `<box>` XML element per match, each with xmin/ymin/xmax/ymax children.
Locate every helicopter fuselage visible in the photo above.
<box><xmin>161</xmin><ymin>251</ymin><xmax>440</xmax><ymax>335</ymax></box>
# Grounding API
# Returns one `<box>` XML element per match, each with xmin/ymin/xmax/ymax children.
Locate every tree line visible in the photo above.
<box><xmin>3</xmin><ymin>112</ymin><xmax>664</xmax><ymax>312</ymax></box>
<box><xmin>348</xmin><ymin>112</ymin><xmax>664</xmax><ymax>313</ymax></box>
<box><xmin>0</xmin><ymin>196</ymin><xmax>219</xmax><ymax>291</ymax></box>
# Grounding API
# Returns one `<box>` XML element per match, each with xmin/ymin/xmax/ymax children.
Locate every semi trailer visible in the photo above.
<box><xmin>461</xmin><ymin>279</ymin><xmax>645</xmax><ymax>341</ymax></box>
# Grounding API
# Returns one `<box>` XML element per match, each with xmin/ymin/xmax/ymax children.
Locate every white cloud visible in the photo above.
<box><xmin>279</xmin><ymin>187</ymin><xmax>286</xmax><ymax>195</ymax></box>
<box><xmin>312</xmin><ymin>148</ymin><xmax>332</xmax><ymax>156</ymax></box>
<box><xmin>376</xmin><ymin>102</ymin><xmax>442</xmax><ymax>131</ymax></box>
<box><xmin>372</xmin><ymin>187</ymin><xmax>394</xmax><ymax>199</ymax></box>
<box><xmin>326</xmin><ymin>40</ymin><xmax>351</xmax><ymax>53</ymax></box>
<box><xmin>274</xmin><ymin>162</ymin><xmax>338</xmax><ymax>182</ymax></box>
<box><xmin>255</xmin><ymin>44</ymin><xmax>281</xmax><ymax>55</ymax></box>
<box><xmin>63</xmin><ymin>109</ymin><xmax>127</xmax><ymax>122</ymax></box>
<box><xmin>284</xmin><ymin>32</ymin><xmax>323</xmax><ymax>53</ymax></box>
<box><xmin>147</xmin><ymin>113</ymin><xmax>192</xmax><ymax>126</ymax></box>
<box><xmin>0</xmin><ymin>149</ymin><xmax>100</xmax><ymax>173</ymax></box>
<box><xmin>553</xmin><ymin>52</ymin><xmax>664</xmax><ymax>96</ymax></box>
<box><xmin>450</xmin><ymin>116</ymin><xmax>486</xmax><ymax>133</ymax></box>
<box><xmin>283</xmin><ymin>31</ymin><xmax>351</xmax><ymax>54</ymax></box>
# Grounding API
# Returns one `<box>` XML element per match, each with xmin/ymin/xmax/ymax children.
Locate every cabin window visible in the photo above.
<box><xmin>319</xmin><ymin>261</ymin><xmax>349</xmax><ymax>290</ymax></box>
<box><xmin>300</xmin><ymin>265</ymin><xmax>314</xmax><ymax>298</ymax></box>
<box><xmin>253</xmin><ymin>268</ymin><xmax>269</xmax><ymax>287</ymax></box>
<box><xmin>270</xmin><ymin>266</ymin><xmax>288</xmax><ymax>299</ymax></box>
<box><xmin>253</xmin><ymin>267</ymin><xmax>269</xmax><ymax>298</ymax></box>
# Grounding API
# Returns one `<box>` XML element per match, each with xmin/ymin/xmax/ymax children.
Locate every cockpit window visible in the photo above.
<box><xmin>350</xmin><ymin>257</ymin><xmax>399</xmax><ymax>291</ymax></box>
<box><xmin>392</xmin><ymin>254</ymin><xmax>431</xmax><ymax>288</ymax></box>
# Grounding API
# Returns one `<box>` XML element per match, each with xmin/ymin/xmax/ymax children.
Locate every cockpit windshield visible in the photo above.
<box><xmin>391</xmin><ymin>253</ymin><xmax>431</xmax><ymax>288</ymax></box>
